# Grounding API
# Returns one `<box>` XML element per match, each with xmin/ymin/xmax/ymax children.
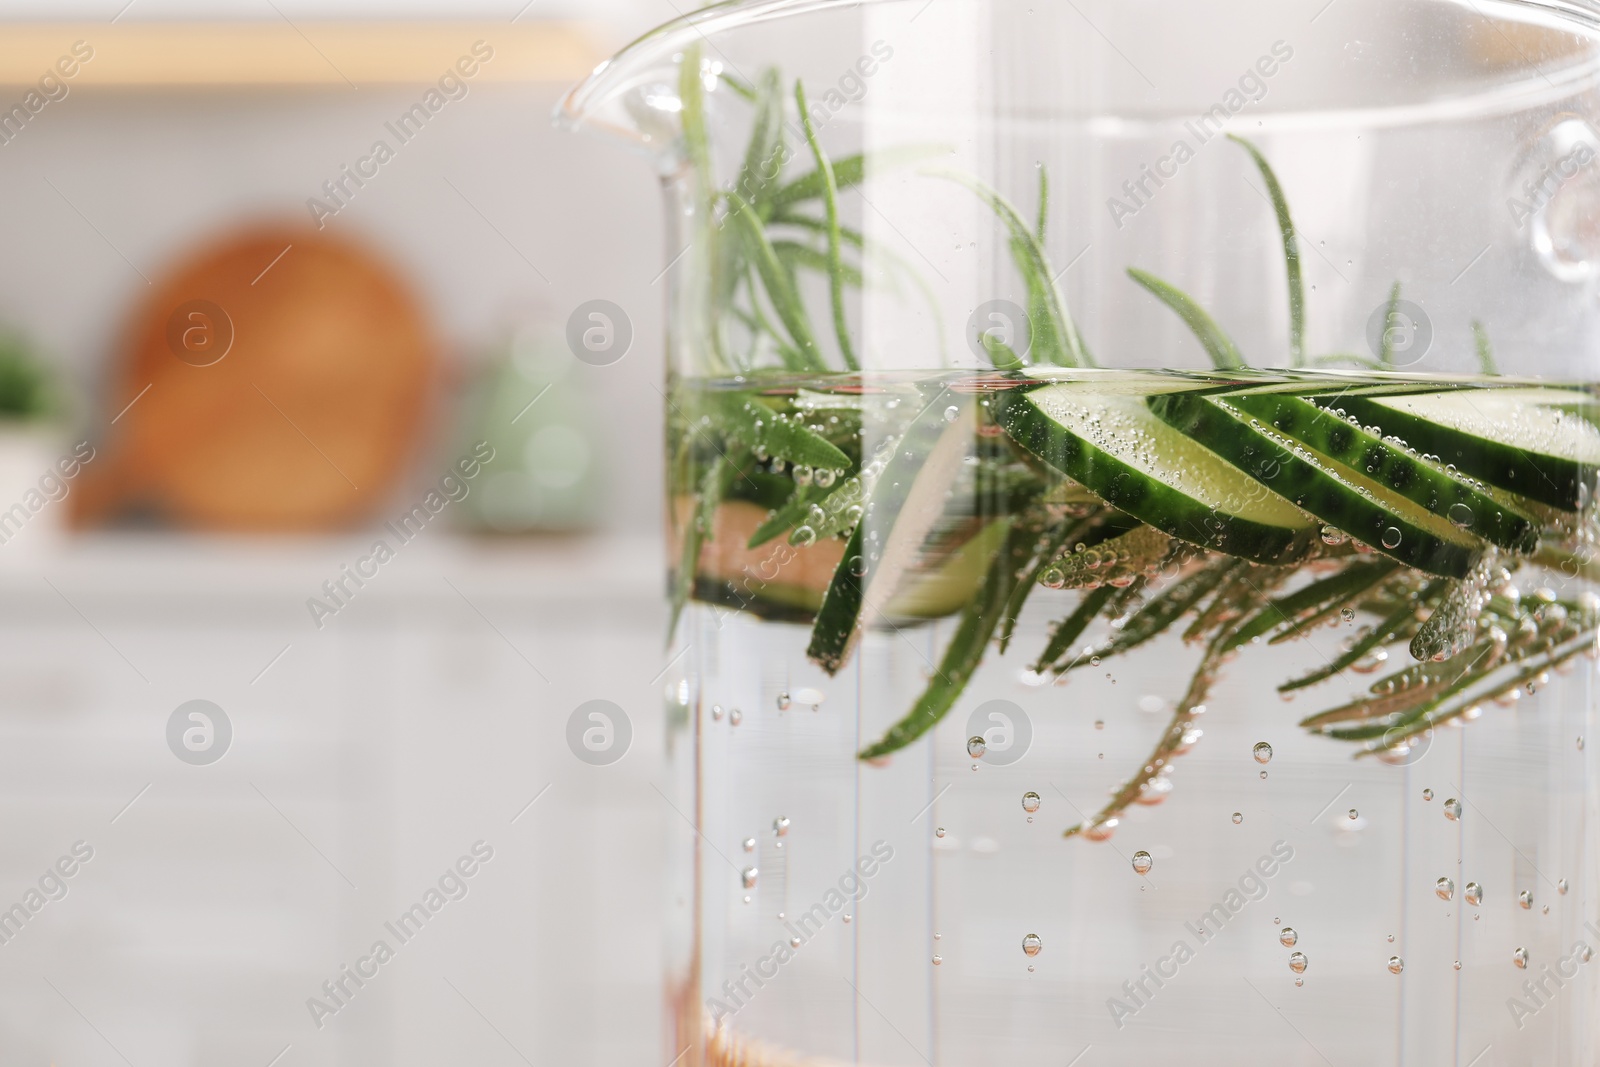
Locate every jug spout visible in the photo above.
<box><xmin>555</xmin><ymin>0</ymin><xmax>846</xmax><ymax>155</ymax></box>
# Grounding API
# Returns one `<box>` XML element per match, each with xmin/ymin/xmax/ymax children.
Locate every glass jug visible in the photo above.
<box><xmin>562</xmin><ymin>1</ymin><xmax>1600</xmax><ymax>1063</ymax></box>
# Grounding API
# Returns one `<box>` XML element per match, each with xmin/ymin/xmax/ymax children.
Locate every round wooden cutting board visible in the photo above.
<box><xmin>72</xmin><ymin>226</ymin><xmax>436</xmax><ymax>531</ymax></box>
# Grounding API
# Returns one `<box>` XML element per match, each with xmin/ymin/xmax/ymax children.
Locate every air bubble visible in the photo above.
<box><xmin>1436</xmin><ymin>877</ymin><xmax>1455</xmax><ymax>901</ymax></box>
<box><xmin>777</xmin><ymin>692</ymin><xmax>792</xmax><ymax>711</ymax></box>
<box><xmin>1280</xmin><ymin>927</ymin><xmax>1298</xmax><ymax>947</ymax></box>
<box><xmin>1448</xmin><ymin>502</ymin><xmax>1474</xmax><ymax>528</ymax></box>
<box><xmin>1444</xmin><ymin>798</ymin><xmax>1462</xmax><ymax>821</ymax></box>
<box><xmin>773</xmin><ymin>816</ymin><xmax>790</xmax><ymax>836</ymax></box>
<box><xmin>1465</xmin><ymin>882</ymin><xmax>1483</xmax><ymax>906</ymax></box>
<box><xmin>1353</xmin><ymin>647</ymin><xmax>1389</xmax><ymax>673</ymax></box>
<box><xmin>1515</xmin><ymin>116</ymin><xmax>1600</xmax><ymax>282</ymax></box>
<box><xmin>1021</xmin><ymin>792</ymin><xmax>1041</xmax><ymax>813</ymax></box>
<box><xmin>742</xmin><ymin>837</ymin><xmax>756</xmax><ymax>852</ymax></box>
<box><xmin>1022</xmin><ymin>933</ymin><xmax>1043</xmax><ymax>957</ymax></box>
<box><xmin>1514</xmin><ymin>947</ymin><xmax>1529</xmax><ymax>969</ymax></box>
<box><xmin>1348</xmin><ymin>808</ymin><xmax>1359</xmax><ymax>820</ymax></box>
<box><xmin>1422</xmin><ymin>788</ymin><xmax>1434</xmax><ymax>801</ymax></box>
<box><xmin>742</xmin><ymin>867</ymin><xmax>759</xmax><ymax>888</ymax></box>
<box><xmin>1519</xmin><ymin>890</ymin><xmax>1533</xmax><ymax>909</ymax></box>
<box><xmin>1388</xmin><ymin>956</ymin><xmax>1405</xmax><ymax>975</ymax></box>
<box><xmin>935</xmin><ymin>827</ymin><xmax>946</xmax><ymax>838</ymax></box>
<box><xmin>1232</xmin><ymin>812</ymin><xmax>1244</xmax><ymax>824</ymax></box>
<box><xmin>1320</xmin><ymin>525</ymin><xmax>1348</xmax><ymax>547</ymax></box>
<box><xmin>1253</xmin><ymin>741</ymin><xmax>1274</xmax><ymax>764</ymax></box>
<box><xmin>1131</xmin><ymin>851</ymin><xmax>1154</xmax><ymax>875</ymax></box>
<box><xmin>730</xmin><ymin>708</ymin><xmax>743</xmax><ymax>726</ymax></box>
<box><xmin>1289</xmin><ymin>952</ymin><xmax>1308</xmax><ymax>974</ymax></box>
<box><xmin>1381</xmin><ymin>527</ymin><xmax>1403</xmax><ymax>550</ymax></box>
<box><xmin>967</xmin><ymin>736</ymin><xmax>988</xmax><ymax>758</ymax></box>
<box><xmin>1559</xmin><ymin>879</ymin><xmax>1569</xmax><ymax>895</ymax></box>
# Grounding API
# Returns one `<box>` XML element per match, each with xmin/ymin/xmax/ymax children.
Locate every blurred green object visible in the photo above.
<box><xmin>0</xmin><ymin>332</ymin><xmax>56</xmax><ymax>421</ymax></box>
<box><xmin>458</xmin><ymin>324</ymin><xmax>604</xmax><ymax>534</ymax></box>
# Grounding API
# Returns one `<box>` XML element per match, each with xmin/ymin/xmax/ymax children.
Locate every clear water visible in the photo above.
<box><xmin>666</xmin><ymin>370</ymin><xmax>1600</xmax><ymax>1066</ymax></box>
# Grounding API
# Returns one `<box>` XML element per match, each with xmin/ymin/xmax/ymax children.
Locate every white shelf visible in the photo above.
<box><xmin>0</xmin><ymin>22</ymin><xmax>604</xmax><ymax>87</ymax></box>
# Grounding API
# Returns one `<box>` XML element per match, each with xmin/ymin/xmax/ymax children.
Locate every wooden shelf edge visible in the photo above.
<box><xmin>0</xmin><ymin>22</ymin><xmax>607</xmax><ymax>87</ymax></box>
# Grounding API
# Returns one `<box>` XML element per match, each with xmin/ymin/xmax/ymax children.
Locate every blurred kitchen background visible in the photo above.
<box><xmin>0</xmin><ymin>2</ymin><xmax>675</xmax><ymax>1065</ymax></box>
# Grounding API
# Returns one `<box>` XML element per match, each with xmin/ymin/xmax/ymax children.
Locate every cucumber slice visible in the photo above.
<box><xmin>807</xmin><ymin>398</ymin><xmax>975</xmax><ymax>674</ymax></box>
<box><xmin>1151</xmin><ymin>392</ymin><xmax>1489</xmax><ymax>578</ymax></box>
<box><xmin>691</xmin><ymin>505</ymin><xmax>1006</xmax><ymax>624</ymax></box>
<box><xmin>994</xmin><ymin>382</ymin><xmax>1315</xmax><ymax>564</ymax></box>
<box><xmin>1324</xmin><ymin>387</ymin><xmax>1600</xmax><ymax>511</ymax></box>
<box><xmin>1221</xmin><ymin>390</ymin><xmax>1538</xmax><ymax>553</ymax></box>
<box><xmin>884</xmin><ymin>519</ymin><xmax>1011</xmax><ymax>621</ymax></box>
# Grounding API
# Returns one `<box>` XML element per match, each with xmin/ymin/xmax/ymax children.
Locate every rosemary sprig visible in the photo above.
<box><xmin>1229</xmin><ymin>133</ymin><xmax>1305</xmax><ymax>367</ymax></box>
<box><xmin>859</xmin><ymin>506</ymin><xmax>1051</xmax><ymax>760</ymax></box>
<box><xmin>771</xmin><ymin>241</ymin><xmax>865</xmax><ymax>289</ymax></box>
<box><xmin>1034</xmin><ymin>584</ymin><xmax>1119</xmax><ymax>673</ymax></box>
<box><xmin>996</xmin><ymin>507</ymin><xmax>1096</xmax><ymax>654</ymax></box>
<box><xmin>735</xmin><ymin>69</ymin><xmax>786</xmax><ymax>208</ymax></box>
<box><xmin>727</xmin><ymin>192</ymin><xmax>825</xmax><ymax>370</ymax></box>
<box><xmin>1353</xmin><ymin>627</ymin><xmax>1593</xmax><ymax>757</ymax></box>
<box><xmin>1279</xmin><ymin>579</ymin><xmax>1443</xmax><ymax>691</ymax></box>
<box><xmin>1473</xmin><ymin>320</ymin><xmax>1500</xmax><ymax>375</ymax></box>
<box><xmin>1050</xmin><ymin>554</ymin><xmax>1235</xmax><ymax>675</ymax></box>
<box><xmin>746</xmin><ymin>484</ymin><xmax>830</xmax><ymax>549</ymax></box>
<box><xmin>1035</xmin><ymin>164</ymin><xmax>1049</xmax><ymax>242</ymax></box>
<box><xmin>1065</xmin><ymin>620</ymin><xmax>1238</xmax><ymax>840</ymax></box>
<box><xmin>1127</xmin><ymin>269</ymin><xmax>1247</xmax><ymax>370</ymax></box>
<box><xmin>1378</xmin><ymin>281</ymin><xmax>1403</xmax><ymax>367</ymax></box>
<box><xmin>1223</xmin><ymin>558</ymin><xmax>1400</xmax><ymax>652</ymax></box>
<box><xmin>766</xmin><ymin>145</ymin><xmax>946</xmax><ymax>215</ymax></box>
<box><xmin>929</xmin><ymin>168</ymin><xmax>1093</xmax><ymax>368</ymax></box>
<box><xmin>794</xmin><ymin>81</ymin><xmax>858</xmax><ymax>371</ymax></box>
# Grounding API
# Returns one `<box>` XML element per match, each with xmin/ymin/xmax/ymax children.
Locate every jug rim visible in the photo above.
<box><xmin>555</xmin><ymin>0</ymin><xmax>1600</xmax><ymax>141</ymax></box>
